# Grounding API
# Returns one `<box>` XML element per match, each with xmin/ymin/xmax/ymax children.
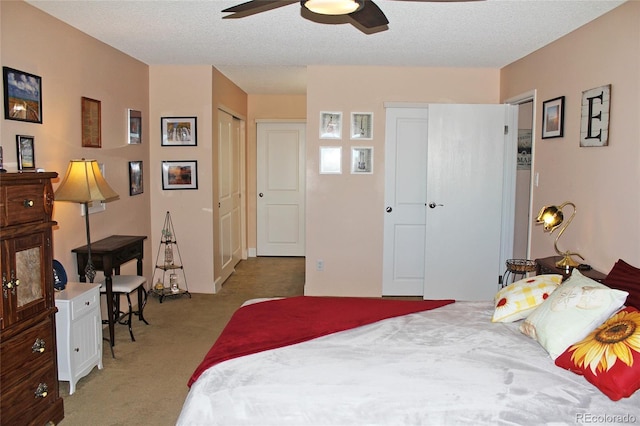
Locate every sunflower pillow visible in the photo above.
<box><xmin>492</xmin><ymin>274</ymin><xmax>562</xmax><ymax>322</ymax></box>
<box><xmin>555</xmin><ymin>306</ymin><xmax>640</xmax><ymax>401</ymax></box>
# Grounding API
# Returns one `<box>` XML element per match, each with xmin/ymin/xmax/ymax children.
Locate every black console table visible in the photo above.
<box><xmin>72</xmin><ymin>235</ymin><xmax>147</xmax><ymax>355</ymax></box>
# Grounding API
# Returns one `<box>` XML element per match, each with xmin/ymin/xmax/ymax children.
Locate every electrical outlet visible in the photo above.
<box><xmin>316</xmin><ymin>259</ymin><xmax>324</xmax><ymax>272</ymax></box>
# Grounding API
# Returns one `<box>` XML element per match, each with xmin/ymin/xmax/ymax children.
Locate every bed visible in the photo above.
<box><xmin>178</xmin><ymin>260</ymin><xmax>640</xmax><ymax>425</ymax></box>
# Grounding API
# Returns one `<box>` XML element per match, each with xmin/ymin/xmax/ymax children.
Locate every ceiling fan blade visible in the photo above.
<box><xmin>349</xmin><ymin>0</ymin><xmax>388</xmax><ymax>28</ymax></box>
<box><xmin>222</xmin><ymin>0</ymin><xmax>297</xmax><ymax>18</ymax></box>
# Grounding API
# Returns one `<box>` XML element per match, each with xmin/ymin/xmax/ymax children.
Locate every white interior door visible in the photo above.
<box><xmin>257</xmin><ymin>122</ymin><xmax>306</xmax><ymax>256</ymax></box>
<box><xmin>383</xmin><ymin>108</ymin><xmax>429</xmax><ymax>296</ymax></box>
<box><xmin>219</xmin><ymin>110</ymin><xmax>242</xmax><ymax>281</ymax></box>
<box><xmin>424</xmin><ymin>104</ymin><xmax>517</xmax><ymax>300</ymax></box>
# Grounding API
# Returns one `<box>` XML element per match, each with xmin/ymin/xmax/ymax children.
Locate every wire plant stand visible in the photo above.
<box><xmin>150</xmin><ymin>211</ymin><xmax>191</xmax><ymax>303</ymax></box>
<box><xmin>502</xmin><ymin>259</ymin><xmax>537</xmax><ymax>287</ymax></box>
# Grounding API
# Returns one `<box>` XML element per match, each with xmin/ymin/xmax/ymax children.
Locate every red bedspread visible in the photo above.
<box><xmin>188</xmin><ymin>296</ymin><xmax>454</xmax><ymax>387</ymax></box>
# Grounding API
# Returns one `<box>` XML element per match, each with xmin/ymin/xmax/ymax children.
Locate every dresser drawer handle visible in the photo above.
<box><xmin>23</xmin><ymin>199</ymin><xmax>35</xmax><ymax>208</ymax></box>
<box><xmin>34</xmin><ymin>383</ymin><xmax>49</xmax><ymax>398</ymax></box>
<box><xmin>2</xmin><ymin>272</ymin><xmax>19</xmax><ymax>295</ymax></box>
<box><xmin>85</xmin><ymin>301</ymin><xmax>91</xmax><ymax>306</ymax></box>
<box><xmin>32</xmin><ymin>338</ymin><xmax>46</xmax><ymax>353</ymax></box>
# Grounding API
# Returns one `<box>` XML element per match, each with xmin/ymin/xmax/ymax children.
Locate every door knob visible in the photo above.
<box><xmin>428</xmin><ymin>202</ymin><xmax>444</xmax><ymax>209</ymax></box>
<box><xmin>386</xmin><ymin>207</ymin><xmax>392</xmax><ymax>213</ymax></box>
<box><xmin>259</xmin><ymin>193</ymin><xmax>264</xmax><ymax>198</ymax></box>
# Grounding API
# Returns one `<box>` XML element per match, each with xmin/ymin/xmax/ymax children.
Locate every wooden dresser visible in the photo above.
<box><xmin>0</xmin><ymin>172</ymin><xmax>64</xmax><ymax>425</ymax></box>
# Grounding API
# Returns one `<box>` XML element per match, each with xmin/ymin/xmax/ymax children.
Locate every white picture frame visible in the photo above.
<box><xmin>320</xmin><ymin>112</ymin><xmax>342</xmax><ymax>139</ymax></box>
<box><xmin>319</xmin><ymin>146</ymin><xmax>342</xmax><ymax>174</ymax></box>
<box><xmin>351</xmin><ymin>147</ymin><xmax>373</xmax><ymax>174</ymax></box>
<box><xmin>350</xmin><ymin>112</ymin><xmax>373</xmax><ymax>140</ymax></box>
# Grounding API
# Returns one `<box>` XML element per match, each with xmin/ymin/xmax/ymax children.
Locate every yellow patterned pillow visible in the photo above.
<box><xmin>492</xmin><ymin>274</ymin><xmax>563</xmax><ymax>323</ymax></box>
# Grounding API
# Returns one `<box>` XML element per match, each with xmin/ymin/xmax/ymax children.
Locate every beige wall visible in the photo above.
<box><xmin>501</xmin><ymin>1</ymin><xmax>640</xmax><ymax>273</ymax></box>
<box><xmin>304</xmin><ymin>66</ymin><xmax>500</xmax><ymax>297</ymax></box>
<box><xmin>246</xmin><ymin>94</ymin><xmax>307</xmax><ymax>252</ymax></box>
<box><xmin>149</xmin><ymin>66</ymin><xmax>248</xmax><ymax>293</ymax></box>
<box><xmin>149</xmin><ymin>65</ymin><xmax>215</xmax><ymax>294</ymax></box>
<box><xmin>1</xmin><ymin>1</ymin><xmax>151</xmax><ymax>281</ymax></box>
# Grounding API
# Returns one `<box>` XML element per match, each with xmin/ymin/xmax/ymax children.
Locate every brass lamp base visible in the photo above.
<box><xmin>555</xmin><ymin>254</ymin><xmax>581</xmax><ymax>269</ymax></box>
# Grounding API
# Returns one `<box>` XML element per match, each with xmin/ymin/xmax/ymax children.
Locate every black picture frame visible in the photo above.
<box><xmin>16</xmin><ymin>135</ymin><xmax>36</xmax><ymax>171</ymax></box>
<box><xmin>129</xmin><ymin>161</ymin><xmax>143</xmax><ymax>196</ymax></box>
<box><xmin>3</xmin><ymin>67</ymin><xmax>42</xmax><ymax>123</ymax></box>
<box><xmin>161</xmin><ymin>160</ymin><xmax>198</xmax><ymax>190</ymax></box>
<box><xmin>161</xmin><ymin>117</ymin><xmax>197</xmax><ymax>146</ymax></box>
<box><xmin>541</xmin><ymin>96</ymin><xmax>565</xmax><ymax>139</ymax></box>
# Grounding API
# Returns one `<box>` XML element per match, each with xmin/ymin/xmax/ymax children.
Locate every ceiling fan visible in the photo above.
<box><xmin>222</xmin><ymin>0</ymin><xmax>482</xmax><ymax>34</ymax></box>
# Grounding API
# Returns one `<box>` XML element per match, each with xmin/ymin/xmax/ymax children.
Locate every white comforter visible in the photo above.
<box><xmin>178</xmin><ymin>301</ymin><xmax>640</xmax><ymax>425</ymax></box>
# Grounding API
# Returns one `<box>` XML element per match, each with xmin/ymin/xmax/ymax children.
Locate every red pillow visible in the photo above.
<box><xmin>604</xmin><ymin>259</ymin><xmax>640</xmax><ymax>309</ymax></box>
<box><xmin>555</xmin><ymin>306</ymin><xmax>640</xmax><ymax>401</ymax></box>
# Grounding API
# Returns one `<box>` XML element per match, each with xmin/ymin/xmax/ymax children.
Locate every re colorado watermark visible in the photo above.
<box><xmin>576</xmin><ymin>413</ymin><xmax>637</xmax><ymax>424</ymax></box>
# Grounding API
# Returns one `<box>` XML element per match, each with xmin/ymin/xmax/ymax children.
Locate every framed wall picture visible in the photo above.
<box><xmin>16</xmin><ymin>135</ymin><xmax>35</xmax><ymax>170</ymax></box>
<box><xmin>162</xmin><ymin>160</ymin><xmax>198</xmax><ymax>190</ymax></box>
<box><xmin>161</xmin><ymin>117</ymin><xmax>197</xmax><ymax>146</ymax></box>
<box><xmin>81</xmin><ymin>96</ymin><xmax>102</xmax><ymax>147</ymax></box>
<box><xmin>128</xmin><ymin>109</ymin><xmax>142</xmax><ymax>144</ymax></box>
<box><xmin>320</xmin><ymin>112</ymin><xmax>342</xmax><ymax>139</ymax></box>
<box><xmin>3</xmin><ymin>67</ymin><xmax>42</xmax><ymax>123</ymax></box>
<box><xmin>350</xmin><ymin>112</ymin><xmax>373</xmax><ymax>140</ymax></box>
<box><xmin>351</xmin><ymin>146</ymin><xmax>373</xmax><ymax>174</ymax></box>
<box><xmin>541</xmin><ymin>96</ymin><xmax>565</xmax><ymax>139</ymax></box>
<box><xmin>129</xmin><ymin>161</ymin><xmax>143</xmax><ymax>196</ymax></box>
<box><xmin>580</xmin><ymin>84</ymin><xmax>611</xmax><ymax>147</ymax></box>
<box><xmin>319</xmin><ymin>146</ymin><xmax>342</xmax><ymax>174</ymax></box>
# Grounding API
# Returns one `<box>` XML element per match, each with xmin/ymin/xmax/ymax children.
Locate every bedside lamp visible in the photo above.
<box><xmin>54</xmin><ymin>159</ymin><xmax>119</xmax><ymax>282</ymax></box>
<box><xmin>535</xmin><ymin>201</ymin><xmax>584</xmax><ymax>269</ymax></box>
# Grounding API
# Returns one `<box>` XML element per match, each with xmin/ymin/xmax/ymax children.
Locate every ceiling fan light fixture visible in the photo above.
<box><xmin>302</xmin><ymin>0</ymin><xmax>363</xmax><ymax>16</ymax></box>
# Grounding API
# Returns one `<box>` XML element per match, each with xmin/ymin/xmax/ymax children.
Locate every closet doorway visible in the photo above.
<box><xmin>383</xmin><ymin>103</ymin><xmax>518</xmax><ymax>300</ymax></box>
<box><xmin>218</xmin><ymin>109</ymin><xmax>244</xmax><ymax>284</ymax></box>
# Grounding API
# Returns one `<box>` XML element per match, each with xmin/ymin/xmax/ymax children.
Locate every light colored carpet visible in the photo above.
<box><xmin>58</xmin><ymin>257</ymin><xmax>305</xmax><ymax>426</ymax></box>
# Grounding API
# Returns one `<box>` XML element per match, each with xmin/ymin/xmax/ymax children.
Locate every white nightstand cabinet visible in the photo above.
<box><xmin>55</xmin><ymin>282</ymin><xmax>103</xmax><ymax>394</ymax></box>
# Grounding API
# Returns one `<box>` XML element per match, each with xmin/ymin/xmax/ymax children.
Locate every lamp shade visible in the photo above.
<box><xmin>54</xmin><ymin>159</ymin><xmax>119</xmax><ymax>203</ymax></box>
<box><xmin>536</xmin><ymin>205</ymin><xmax>564</xmax><ymax>232</ymax></box>
<box><xmin>303</xmin><ymin>0</ymin><xmax>363</xmax><ymax>15</ymax></box>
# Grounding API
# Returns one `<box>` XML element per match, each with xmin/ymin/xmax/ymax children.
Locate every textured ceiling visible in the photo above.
<box><xmin>26</xmin><ymin>0</ymin><xmax>626</xmax><ymax>94</ymax></box>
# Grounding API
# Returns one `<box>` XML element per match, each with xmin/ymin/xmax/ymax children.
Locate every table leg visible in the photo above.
<box><xmin>104</xmin><ymin>273</ymin><xmax>116</xmax><ymax>358</ymax></box>
<box><xmin>136</xmin><ymin>257</ymin><xmax>143</xmax><ymax>276</ymax></box>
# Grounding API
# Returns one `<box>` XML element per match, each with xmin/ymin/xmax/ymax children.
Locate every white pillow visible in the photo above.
<box><xmin>491</xmin><ymin>274</ymin><xmax>562</xmax><ymax>323</ymax></box>
<box><xmin>519</xmin><ymin>268</ymin><xmax>628</xmax><ymax>359</ymax></box>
